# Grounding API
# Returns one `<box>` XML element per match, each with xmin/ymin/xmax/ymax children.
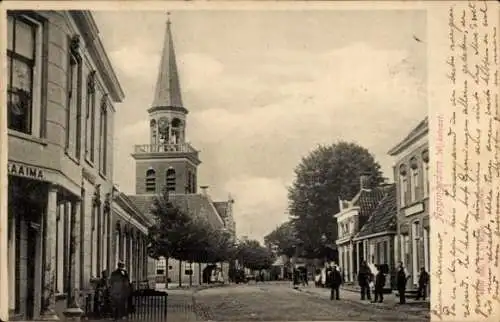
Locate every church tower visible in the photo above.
<box><xmin>132</xmin><ymin>14</ymin><xmax>201</xmax><ymax>195</ymax></box>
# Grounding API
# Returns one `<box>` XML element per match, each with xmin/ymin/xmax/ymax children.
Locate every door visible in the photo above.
<box><xmin>26</xmin><ymin>223</ymin><xmax>38</xmax><ymax>319</ymax></box>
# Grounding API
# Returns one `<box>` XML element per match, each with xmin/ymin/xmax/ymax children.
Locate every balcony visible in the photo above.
<box><xmin>132</xmin><ymin>143</ymin><xmax>201</xmax><ymax>165</ymax></box>
<box><xmin>134</xmin><ymin>143</ymin><xmax>198</xmax><ymax>154</ymax></box>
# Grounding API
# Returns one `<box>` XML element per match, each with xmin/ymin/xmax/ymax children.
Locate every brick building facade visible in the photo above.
<box><xmin>128</xmin><ymin>15</ymin><xmax>234</xmax><ymax>288</ymax></box>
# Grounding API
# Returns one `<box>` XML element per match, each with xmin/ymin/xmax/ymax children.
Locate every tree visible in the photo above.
<box><xmin>288</xmin><ymin>141</ymin><xmax>385</xmax><ymax>259</ymax></box>
<box><xmin>264</xmin><ymin>221</ymin><xmax>298</xmax><ymax>258</ymax></box>
<box><xmin>236</xmin><ymin>239</ymin><xmax>275</xmax><ymax>271</ymax></box>
<box><xmin>146</xmin><ymin>191</ymin><xmax>233</xmax><ymax>263</ymax></box>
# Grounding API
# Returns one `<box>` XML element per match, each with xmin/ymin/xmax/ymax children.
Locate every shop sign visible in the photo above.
<box><xmin>403</xmin><ymin>202</ymin><xmax>424</xmax><ymax>217</ymax></box>
<box><xmin>8</xmin><ymin>162</ymin><xmax>45</xmax><ymax>181</ymax></box>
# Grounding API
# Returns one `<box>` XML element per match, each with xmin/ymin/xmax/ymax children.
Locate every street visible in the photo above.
<box><xmin>179</xmin><ymin>283</ymin><xmax>430</xmax><ymax>321</ymax></box>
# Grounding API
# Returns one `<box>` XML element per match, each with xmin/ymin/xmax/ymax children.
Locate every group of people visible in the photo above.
<box><xmin>321</xmin><ymin>261</ymin><xmax>429</xmax><ymax>305</ymax></box>
<box><xmin>94</xmin><ymin>261</ymin><xmax>134</xmax><ymax>321</ymax></box>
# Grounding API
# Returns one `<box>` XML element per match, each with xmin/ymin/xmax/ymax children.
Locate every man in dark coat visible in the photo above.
<box><xmin>358</xmin><ymin>261</ymin><xmax>372</xmax><ymax>301</ymax></box>
<box><xmin>416</xmin><ymin>267</ymin><xmax>429</xmax><ymax>301</ymax></box>
<box><xmin>109</xmin><ymin>261</ymin><xmax>131</xmax><ymax>320</ymax></box>
<box><xmin>329</xmin><ymin>265</ymin><xmax>342</xmax><ymax>300</ymax></box>
<box><xmin>372</xmin><ymin>265</ymin><xmax>386</xmax><ymax>303</ymax></box>
<box><xmin>396</xmin><ymin>262</ymin><xmax>410</xmax><ymax>304</ymax></box>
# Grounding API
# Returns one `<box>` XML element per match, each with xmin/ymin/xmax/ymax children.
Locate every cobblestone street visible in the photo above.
<box><xmin>191</xmin><ymin>283</ymin><xmax>430</xmax><ymax>321</ymax></box>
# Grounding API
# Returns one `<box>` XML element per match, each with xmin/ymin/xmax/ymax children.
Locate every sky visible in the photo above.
<box><xmin>92</xmin><ymin>9</ymin><xmax>428</xmax><ymax>242</ymax></box>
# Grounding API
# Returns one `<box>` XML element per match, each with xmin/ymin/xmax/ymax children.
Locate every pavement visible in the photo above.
<box><xmin>81</xmin><ymin>282</ymin><xmax>430</xmax><ymax>321</ymax></box>
<box><xmin>192</xmin><ymin>282</ymin><xmax>430</xmax><ymax>321</ymax></box>
<box><xmin>293</xmin><ymin>284</ymin><xmax>430</xmax><ymax>316</ymax></box>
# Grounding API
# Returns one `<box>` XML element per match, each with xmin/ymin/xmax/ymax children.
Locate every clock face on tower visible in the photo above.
<box><xmin>158</xmin><ymin>117</ymin><xmax>169</xmax><ymax>133</ymax></box>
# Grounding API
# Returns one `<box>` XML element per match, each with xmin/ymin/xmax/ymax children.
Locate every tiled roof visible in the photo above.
<box><xmin>127</xmin><ymin>193</ymin><xmax>225</xmax><ymax>229</ymax></box>
<box><xmin>356</xmin><ymin>184</ymin><xmax>397</xmax><ymax>238</ymax></box>
<box><xmin>352</xmin><ymin>185</ymin><xmax>389</xmax><ymax>218</ymax></box>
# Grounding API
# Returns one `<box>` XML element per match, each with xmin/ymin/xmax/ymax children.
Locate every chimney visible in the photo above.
<box><xmin>200</xmin><ymin>185</ymin><xmax>209</xmax><ymax>195</ymax></box>
<box><xmin>360</xmin><ymin>172</ymin><xmax>371</xmax><ymax>190</ymax></box>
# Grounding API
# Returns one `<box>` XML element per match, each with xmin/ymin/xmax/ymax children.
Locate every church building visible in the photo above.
<box><xmin>128</xmin><ymin>14</ymin><xmax>236</xmax><ymax>287</ymax></box>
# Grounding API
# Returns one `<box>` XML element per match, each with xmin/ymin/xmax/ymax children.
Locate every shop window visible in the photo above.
<box><xmin>7</xmin><ymin>14</ymin><xmax>43</xmax><ymax>135</ymax></box>
<box><xmin>412</xmin><ymin>221</ymin><xmax>421</xmax><ymax>285</ymax></box>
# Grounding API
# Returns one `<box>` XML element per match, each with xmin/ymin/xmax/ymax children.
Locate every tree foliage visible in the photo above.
<box><xmin>236</xmin><ymin>239</ymin><xmax>275</xmax><ymax>271</ymax></box>
<box><xmin>263</xmin><ymin>221</ymin><xmax>298</xmax><ymax>258</ymax></box>
<box><xmin>288</xmin><ymin>141</ymin><xmax>385</xmax><ymax>259</ymax></box>
<box><xmin>147</xmin><ymin>191</ymin><xmax>234</xmax><ymax>263</ymax></box>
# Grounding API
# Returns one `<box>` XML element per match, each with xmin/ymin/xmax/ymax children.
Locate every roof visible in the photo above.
<box><xmin>127</xmin><ymin>193</ymin><xmax>225</xmax><ymax>229</ymax></box>
<box><xmin>356</xmin><ymin>184</ymin><xmax>397</xmax><ymax>238</ymax></box>
<box><xmin>150</xmin><ymin>17</ymin><xmax>185</xmax><ymax>111</ymax></box>
<box><xmin>213</xmin><ymin>201</ymin><xmax>229</xmax><ymax>220</ymax></box>
<box><xmin>351</xmin><ymin>185</ymin><xmax>390</xmax><ymax>218</ymax></box>
<box><xmin>388</xmin><ymin>117</ymin><xmax>428</xmax><ymax>155</ymax></box>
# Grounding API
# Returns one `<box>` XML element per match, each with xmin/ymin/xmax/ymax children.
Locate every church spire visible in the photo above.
<box><xmin>151</xmin><ymin>12</ymin><xmax>184</xmax><ymax>110</ymax></box>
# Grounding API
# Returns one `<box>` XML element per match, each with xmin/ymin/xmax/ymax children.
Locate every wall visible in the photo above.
<box><xmin>393</xmin><ymin>137</ymin><xmax>430</xmax><ymax>287</ymax></box>
<box><xmin>135</xmin><ymin>159</ymin><xmax>197</xmax><ymax>194</ymax></box>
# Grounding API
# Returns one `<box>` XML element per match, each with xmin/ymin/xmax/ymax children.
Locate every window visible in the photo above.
<box><xmin>145</xmin><ymin>169</ymin><xmax>156</xmax><ymax>193</ymax></box>
<box><xmin>399</xmin><ymin>164</ymin><xmax>408</xmax><ymax>207</ymax></box>
<box><xmin>166</xmin><ymin>168</ymin><xmax>176</xmax><ymax>192</ymax></box>
<box><xmin>187</xmin><ymin>171</ymin><xmax>191</xmax><ymax>193</ymax></box>
<box><xmin>423</xmin><ymin>228</ymin><xmax>430</xmax><ymax>272</ymax></box>
<box><xmin>115</xmin><ymin>225</ymin><xmax>120</xmax><ymax>267</ymax></box>
<box><xmin>171</xmin><ymin>118</ymin><xmax>181</xmax><ymax>144</ymax></box>
<box><xmin>7</xmin><ymin>14</ymin><xmax>38</xmax><ymax>135</ymax></box>
<box><xmin>422</xmin><ymin>150</ymin><xmax>430</xmax><ymax>197</ymax></box>
<box><xmin>85</xmin><ymin>71</ymin><xmax>96</xmax><ymax>161</ymax></box>
<box><xmin>410</xmin><ymin>157</ymin><xmax>419</xmax><ymax>202</ymax></box>
<box><xmin>99</xmin><ymin>96</ymin><xmax>108</xmax><ymax>174</ymax></box>
<box><xmin>150</xmin><ymin>119</ymin><xmax>157</xmax><ymax>145</ymax></box>
<box><xmin>65</xmin><ymin>35</ymin><xmax>82</xmax><ymax>158</ymax></box>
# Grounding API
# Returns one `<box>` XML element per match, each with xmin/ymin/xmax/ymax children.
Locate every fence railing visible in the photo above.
<box><xmin>134</xmin><ymin>143</ymin><xmax>198</xmax><ymax>154</ymax></box>
<box><xmin>81</xmin><ymin>280</ymin><xmax>167</xmax><ymax>320</ymax></box>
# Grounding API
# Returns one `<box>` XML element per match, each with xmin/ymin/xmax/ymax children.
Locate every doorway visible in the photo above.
<box><xmin>26</xmin><ymin>223</ymin><xmax>39</xmax><ymax>319</ymax></box>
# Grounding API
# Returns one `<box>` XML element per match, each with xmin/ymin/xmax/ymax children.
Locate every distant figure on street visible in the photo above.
<box><xmin>324</xmin><ymin>265</ymin><xmax>333</xmax><ymax>288</ymax></box>
<box><xmin>396</xmin><ymin>262</ymin><xmax>410</xmax><ymax>304</ymax></box>
<box><xmin>416</xmin><ymin>267</ymin><xmax>429</xmax><ymax>301</ymax></box>
<box><xmin>260</xmin><ymin>271</ymin><xmax>265</xmax><ymax>283</ymax></box>
<box><xmin>358</xmin><ymin>261</ymin><xmax>372</xmax><ymax>301</ymax></box>
<box><xmin>372</xmin><ymin>265</ymin><xmax>386</xmax><ymax>303</ymax></box>
<box><xmin>109</xmin><ymin>261</ymin><xmax>131</xmax><ymax>320</ymax></box>
<box><xmin>329</xmin><ymin>265</ymin><xmax>343</xmax><ymax>300</ymax></box>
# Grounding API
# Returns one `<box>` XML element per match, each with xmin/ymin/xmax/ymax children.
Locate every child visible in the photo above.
<box><xmin>372</xmin><ymin>265</ymin><xmax>386</xmax><ymax>303</ymax></box>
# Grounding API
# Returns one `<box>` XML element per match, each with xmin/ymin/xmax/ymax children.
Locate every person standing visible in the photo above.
<box><xmin>416</xmin><ymin>267</ymin><xmax>429</xmax><ymax>301</ymax></box>
<box><xmin>372</xmin><ymin>266</ymin><xmax>386</xmax><ymax>303</ymax></box>
<box><xmin>396</xmin><ymin>262</ymin><xmax>410</xmax><ymax>304</ymax></box>
<box><xmin>329</xmin><ymin>265</ymin><xmax>342</xmax><ymax>300</ymax></box>
<box><xmin>358</xmin><ymin>261</ymin><xmax>372</xmax><ymax>301</ymax></box>
<box><xmin>109</xmin><ymin>261</ymin><xmax>131</xmax><ymax>320</ymax></box>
